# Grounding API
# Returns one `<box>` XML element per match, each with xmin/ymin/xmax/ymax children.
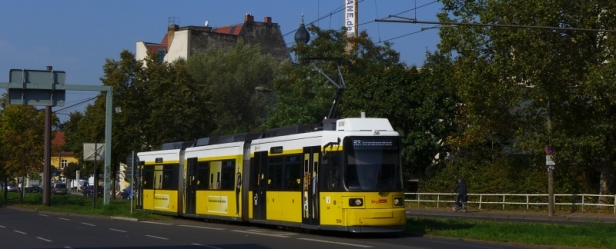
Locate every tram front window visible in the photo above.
<box><xmin>343</xmin><ymin>137</ymin><xmax>403</xmax><ymax>191</ymax></box>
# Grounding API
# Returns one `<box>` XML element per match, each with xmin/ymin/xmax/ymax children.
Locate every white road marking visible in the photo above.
<box><xmin>141</xmin><ymin>221</ymin><xmax>172</xmax><ymax>226</ymax></box>
<box><xmin>145</xmin><ymin>235</ymin><xmax>168</xmax><ymax>240</ymax></box>
<box><xmin>0</xmin><ymin>225</ymin><xmax>5</xmax><ymax>228</ymax></box>
<box><xmin>39</xmin><ymin>214</ymin><xmax>48</xmax><ymax>217</ymax></box>
<box><xmin>36</xmin><ymin>237</ymin><xmax>52</xmax><ymax>242</ymax></box>
<box><xmin>178</xmin><ymin>225</ymin><xmax>225</xmax><ymax>230</ymax></box>
<box><xmin>109</xmin><ymin>228</ymin><xmax>127</xmax><ymax>233</ymax></box>
<box><xmin>191</xmin><ymin>243</ymin><xmax>223</xmax><ymax>249</ymax></box>
<box><xmin>298</xmin><ymin>238</ymin><xmax>373</xmax><ymax>248</ymax></box>
<box><xmin>14</xmin><ymin>230</ymin><xmax>26</xmax><ymax>234</ymax></box>
<box><xmin>232</xmin><ymin>229</ymin><xmax>293</xmax><ymax>238</ymax></box>
<box><xmin>81</xmin><ymin>222</ymin><xmax>96</xmax><ymax>226</ymax></box>
<box><xmin>58</xmin><ymin>217</ymin><xmax>70</xmax><ymax>221</ymax></box>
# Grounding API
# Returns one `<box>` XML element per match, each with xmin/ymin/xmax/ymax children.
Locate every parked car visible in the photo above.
<box><xmin>50</xmin><ymin>183</ymin><xmax>68</xmax><ymax>195</ymax></box>
<box><xmin>24</xmin><ymin>186</ymin><xmax>42</xmax><ymax>193</ymax></box>
<box><xmin>82</xmin><ymin>185</ymin><xmax>103</xmax><ymax>197</ymax></box>
<box><xmin>6</xmin><ymin>184</ymin><xmax>19</xmax><ymax>192</ymax></box>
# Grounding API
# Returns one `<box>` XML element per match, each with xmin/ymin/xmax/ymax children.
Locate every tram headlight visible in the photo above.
<box><xmin>393</xmin><ymin>197</ymin><xmax>405</xmax><ymax>206</ymax></box>
<box><xmin>349</xmin><ymin>198</ymin><xmax>363</xmax><ymax>207</ymax></box>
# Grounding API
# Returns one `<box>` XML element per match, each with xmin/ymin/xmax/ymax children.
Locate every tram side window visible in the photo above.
<box><xmin>142</xmin><ymin>167</ymin><xmax>154</xmax><ymax>189</ymax></box>
<box><xmin>162</xmin><ymin>165</ymin><xmax>178</xmax><ymax>190</ymax></box>
<box><xmin>268</xmin><ymin>158</ymin><xmax>283</xmax><ymax>190</ymax></box>
<box><xmin>285</xmin><ymin>155</ymin><xmax>302</xmax><ymax>191</ymax></box>
<box><xmin>250</xmin><ymin>157</ymin><xmax>259</xmax><ymax>191</ymax></box>
<box><xmin>196</xmin><ymin>162</ymin><xmax>209</xmax><ymax>190</ymax></box>
<box><xmin>321</xmin><ymin>152</ymin><xmax>341</xmax><ymax>191</ymax></box>
<box><xmin>220</xmin><ymin>160</ymin><xmax>235</xmax><ymax>190</ymax></box>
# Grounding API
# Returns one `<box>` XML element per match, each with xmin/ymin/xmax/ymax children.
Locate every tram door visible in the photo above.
<box><xmin>136</xmin><ymin>162</ymin><xmax>144</xmax><ymax>209</ymax></box>
<box><xmin>252</xmin><ymin>151</ymin><xmax>268</xmax><ymax>220</ymax></box>
<box><xmin>302</xmin><ymin>146</ymin><xmax>321</xmax><ymax>225</ymax></box>
<box><xmin>185</xmin><ymin>157</ymin><xmax>198</xmax><ymax>215</ymax></box>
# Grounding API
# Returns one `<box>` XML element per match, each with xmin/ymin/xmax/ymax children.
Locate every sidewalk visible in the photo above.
<box><xmin>406</xmin><ymin>206</ymin><xmax>616</xmax><ymax>224</ymax></box>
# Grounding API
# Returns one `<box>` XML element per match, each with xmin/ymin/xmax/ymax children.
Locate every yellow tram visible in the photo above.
<box><xmin>136</xmin><ymin>117</ymin><xmax>406</xmax><ymax>233</ymax></box>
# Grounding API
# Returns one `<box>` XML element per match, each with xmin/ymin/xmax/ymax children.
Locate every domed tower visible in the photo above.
<box><xmin>294</xmin><ymin>14</ymin><xmax>310</xmax><ymax>44</ymax></box>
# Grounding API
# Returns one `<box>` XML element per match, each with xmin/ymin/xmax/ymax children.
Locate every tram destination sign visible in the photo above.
<box><xmin>351</xmin><ymin>139</ymin><xmax>397</xmax><ymax>149</ymax></box>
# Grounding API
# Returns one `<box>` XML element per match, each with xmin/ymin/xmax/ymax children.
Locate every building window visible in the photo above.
<box><xmin>157</xmin><ymin>49</ymin><xmax>167</xmax><ymax>63</ymax></box>
<box><xmin>61</xmin><ymin>159</ymin><xmax>68</xmax><ymax>169</ymax></box>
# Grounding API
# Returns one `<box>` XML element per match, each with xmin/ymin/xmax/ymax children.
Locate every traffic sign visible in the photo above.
<box><xmin>7</xmin><ymin>69</ymin><xmax>66</xmax><ymax>106</ymax></box>
<box><xmin>125</xmin><ymin>153</ymin><xmax>139</xmax><ymax>180</ymax></box>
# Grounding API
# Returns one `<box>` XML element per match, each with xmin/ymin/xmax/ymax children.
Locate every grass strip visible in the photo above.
<box><xmin>407</xmin><ymin>217</ymin><xmax>616</xmax><ymax>248</ymax></box>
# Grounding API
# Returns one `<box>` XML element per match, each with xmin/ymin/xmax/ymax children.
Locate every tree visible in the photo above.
<box><xmin>138</xmin><ymin>53</ymin><xmax>216</xmax><ymax>145</ymax></box>
<box><xmin>187</xmin><ymin>41</ymin><xmax>282</xmax><ymax>135</ymax></box>
<box><xmin>437</xmin><ymin>0</ymin><xmax>616</xmax><ymax>195</ymax></box>
<box><xmin>0</xmin><ymin>95</ymin><xmax>52</xmax><ymax>202</ymax></box>
<box><xmin>266</xmin><ymin>26</ymin><xmax>460</xmax><ymax>180</ymax></box>
<box><xmin>62</xmin><ymin>111</ymin><xmax>86</xmax><ymax>161</ymax></box>
<box><xmin>62</xmin><ymin>162</ymin><xmax>83</xmax><ymax>181</ymax></box>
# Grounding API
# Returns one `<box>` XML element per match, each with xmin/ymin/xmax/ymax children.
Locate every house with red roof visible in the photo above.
<box><xmin>136</xmin><ymin>14</ymin><xmax>290</xmax><ymax>63</ymax></box>
<box><xmin>51</xmin><ymin>131</ymin><xmax>78</xmax><ymax>181</ymax></box>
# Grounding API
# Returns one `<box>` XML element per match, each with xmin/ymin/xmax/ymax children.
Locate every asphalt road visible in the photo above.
<box><xmin>0</xmin><ymin>206</ymin><xmax>535</xmax><ymax>249</ymax></box>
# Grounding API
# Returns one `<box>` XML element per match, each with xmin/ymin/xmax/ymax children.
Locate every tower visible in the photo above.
<box><xmin>294</xmin><ymin>14</ymin><xmax>310</xmax><ymax>44</ymax></box>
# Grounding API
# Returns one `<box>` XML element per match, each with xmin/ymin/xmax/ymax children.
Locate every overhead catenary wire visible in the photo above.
<box><xmin>374</xmin><ymin>0</ymin><xmax>382</xmax><ymax>42</ymax></box>
<box><xmin>52</xmin><ymin>95</ymin><xmax>100</xmax><ymax>113</ymax></box>
<box><xmin>283</xmin><ymin>0</ymin><xmax>365</xmax><ymax>38</ymax></box>
<box><xmin>286</xmin><ymin>0</ymin><xmax>438</xmax><ymax>46</ymax></box>
<box><xmin>377</xmin><ymin>16</ymin><xmax>616</xmax><ymax>33</ymax></box>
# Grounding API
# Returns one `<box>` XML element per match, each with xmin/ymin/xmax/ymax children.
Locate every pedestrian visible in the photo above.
<box><xmin>453</xmin><ymin>178</ymin><xmax>468</xmax><ymax>208</ymax></box>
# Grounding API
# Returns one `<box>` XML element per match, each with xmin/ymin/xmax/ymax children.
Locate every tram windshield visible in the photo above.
<box><xmin>343</xmin><ymin>136</ymin><xmax>403</xmax><ymax>191</ymax></box>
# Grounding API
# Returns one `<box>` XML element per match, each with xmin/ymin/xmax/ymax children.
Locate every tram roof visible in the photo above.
<box><xmin>159</xmin><ymin>117</ymin><xmax>395</xmax><ymax>148</ymax></box>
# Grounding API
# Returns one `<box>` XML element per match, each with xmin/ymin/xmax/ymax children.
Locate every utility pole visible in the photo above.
<box><xmin>43</xmin><ymin>66</ymin><xmax>53</xmax><ymax>206</ymax></box>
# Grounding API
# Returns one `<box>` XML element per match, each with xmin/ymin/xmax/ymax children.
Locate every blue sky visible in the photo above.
<box><xmin>0</xmin><ymin>0</ymin><xmax>443</xmax><ymax>122</ymax></box>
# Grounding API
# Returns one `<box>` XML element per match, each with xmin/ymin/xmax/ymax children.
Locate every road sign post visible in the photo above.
<box><xmin>125</xmin><ymin>151</ymin><xmax>138</xmax><ymax>214</ymax></box>
<box><xmin>1</xmin><ymin>68</ymin><xmax>114</xmax><ymax>206</ymax></box>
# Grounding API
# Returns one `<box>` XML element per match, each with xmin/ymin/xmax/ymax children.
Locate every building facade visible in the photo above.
<box><xmin>51</xmin><ymin>131</ymin><xmax>78</xmax><ymax>183</ymax></box>
<box><xmin>136</xmin><ymin>14</ymin><xmax>290</xmax><ymax>63</ymax></box>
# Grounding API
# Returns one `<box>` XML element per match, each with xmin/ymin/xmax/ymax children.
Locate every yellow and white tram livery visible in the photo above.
<box><xmin>136</xmin><ymin>117</ymin><xmax>406</xmax><ymax>233</ymax></box>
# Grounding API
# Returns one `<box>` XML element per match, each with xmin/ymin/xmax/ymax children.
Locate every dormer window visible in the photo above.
<box><xmin>157</xmin><ymin>49</ymin><xmax>167</xmax><ymax>63</ymax></box>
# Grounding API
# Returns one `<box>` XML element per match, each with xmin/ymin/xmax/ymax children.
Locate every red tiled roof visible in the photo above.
<box><xmin>145</xmin><ymin>42</ymin><xmax>167</xmax><ymax>53</ymax></box>
<box><xmin>144</xmin><ymin>18</ymin><xmax>248</xmax><ymax>55</ymax></box>
<box><xmin>213</xmin><ymin>24</ymin><xmax>243</xmax><ymax>36</ymax></box>
<box><xmin>52</xmin><ymin>131</ymin><xmax>65</xmax><ymax>146</ymax></box>
<box><xmin>161</xmin><ymin>33</ymin><xmax>169</xmax><ymax>45</ymax></box>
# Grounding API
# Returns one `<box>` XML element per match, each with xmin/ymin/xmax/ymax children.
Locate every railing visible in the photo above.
<box><xmin>405</xmin><ymin>192</ymin><xmax>616</xmax><ymax>214</ymax></box>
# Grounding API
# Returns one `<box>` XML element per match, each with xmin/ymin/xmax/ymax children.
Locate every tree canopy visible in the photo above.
<box><xmin>434</xmin><ymin>0</ymin><xmax>616</xmax><ymax>195</ymax></box>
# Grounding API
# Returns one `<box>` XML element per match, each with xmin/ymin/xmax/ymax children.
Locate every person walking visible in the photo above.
<box><xmin>453</xmin><ymin>178</ymin><xmax>468</xmax><ymax>209</ymax></box>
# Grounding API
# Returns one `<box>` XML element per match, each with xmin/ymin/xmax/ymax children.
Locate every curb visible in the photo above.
<box><xmin>110</xmin><ymin>216</ymin><xmax>139</xmax><ymax>222</ymax></box>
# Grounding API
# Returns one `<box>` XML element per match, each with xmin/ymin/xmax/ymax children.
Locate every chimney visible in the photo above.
<box><xmin>245</xmin><ymin>13</ymin><xmax>254</xmax><ymax>23</ymax></box>
<box><xmin>264</xmin><ymin>16</ymin><xmax>272</xmax><ymax>24</ymax></box>
<box><xmin>167</xmin><ymin>24</ymin><xmax>179</xmax><ymax>51</ymax></box>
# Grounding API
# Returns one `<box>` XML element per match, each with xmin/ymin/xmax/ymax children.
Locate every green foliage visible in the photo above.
<box><xmin>186</xmin><ymin>41</ymin><xmax>281</xmax><ymax>135</ymax></box>
<box><xmin>407</xmin><ymin>217</ymin><xmax>616</xmax><ymax>248</ymax></box>
<box><xmin>139</xmin><ymin>54</ymin><xmax>216</xmax><ymax>145</ymax></box>
<box><xmin>62</xmin><ymin>162</ymin><xmax>84</xmax><ymax>180</ymax></box>
<box><xmin>0</xmin><ymin>96</ymin><xmax>50</xmax><ymax>179</ymax></box>
<box><xmin>267</xmin><ymin>27</ymin><xmax>462</xmax><ymax>181</ymax></box>
<box><xmin>425</xmin><ymin>0</ymin><xmax>616</xmax><ymax>194</ymax></box>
